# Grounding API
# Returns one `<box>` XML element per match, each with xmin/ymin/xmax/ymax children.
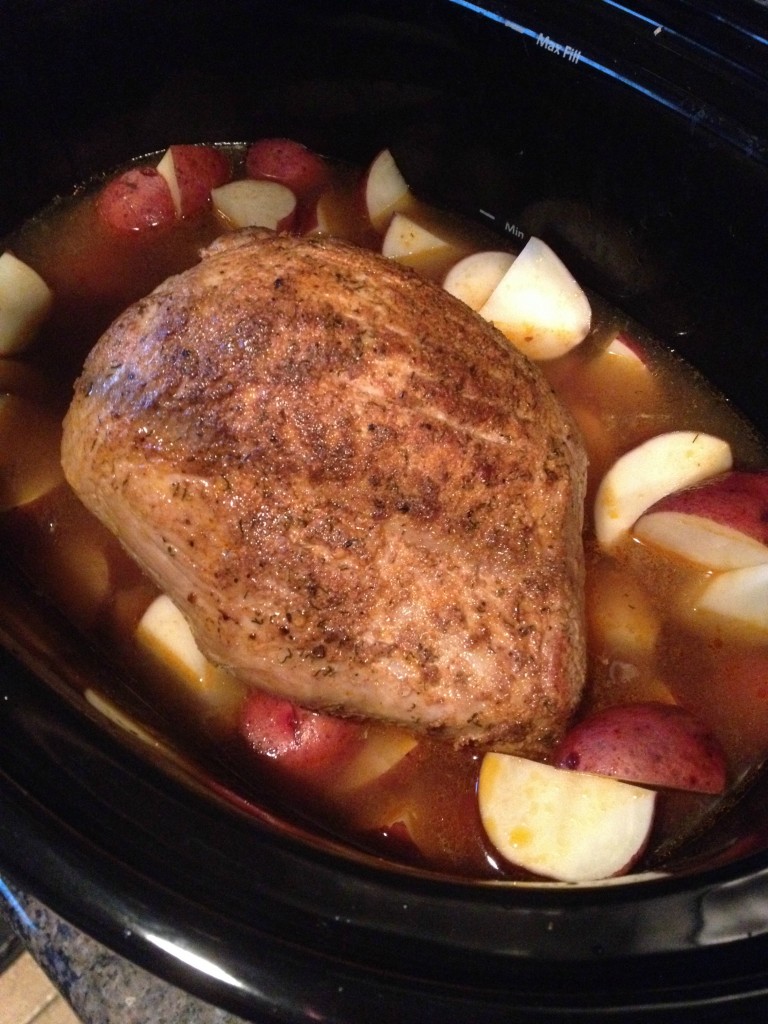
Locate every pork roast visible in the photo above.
<box><xmin>61</xmin><ymin>228</ymin><xmax>587</xmax><ymax>754</ymax></box>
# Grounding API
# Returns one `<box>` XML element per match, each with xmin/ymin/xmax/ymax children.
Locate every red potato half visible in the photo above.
<box><xmin>575</xmin><ymin>330</ymin><xmax>660</xmax><ymax>424</ymax></box>
<box><xmin>300</xmin><ymin>183</ymin><xmax>376</xmax><ymax>247</ymax></box>
<box><xmin>156</xmin><ymin>144</ymin><xmax>231</xmax><ymax>218</ymax></box>
<box><xmin>633</xmin><ymin>471</ymin><xmax>768</xmax><ymax>571</ymax></box>
<box><xmin>594</xmin><ymin>330</ymin><xmax>659</xmax><ymax>399</ymax></box>
<box><xmin>478</xmin><ymin>753</ymin><xmax>656</xmax><ymax>882</ymax></box>
<box><xmin>363</xmin><ymin>148</ymin><xmax>413</xmax><ymax>232</ymax></box>
<box><xmin>553</xmin><ymin>702</ymin><xmax>728</xmax><ymax>794</ymax></box>
<box><xmin>136</xmin><ymin>594</ymin><xmax>208</xmax><ymax>688</ymax></box>
<box><xmin>96</xmin><ymin>167</ymin><xmax>177</xmax><ymax>233</ymax></box>
<box><xmin>212</xmin><ymin>179</ymin><xmax>297</xmax><ymax>231</ymax></box>
<box><xmin>381</xmin><ymin>212</ymin><xmax>454</xmax><ymax>262</ymax></box>
<box><xmin>301</xmin><ymin>190</ymin><xmax>336</xmax><ymax>236</ymax></box>
<box><xmin>477</xmin><ymin>236</ymin><xmax>592</xmax><ymax>360</ymax></box>
<box><xmin>0</xmin><ymin>394</ymin><xmax>64</xmax><ymax>510</ymax></box>
<box><xmin>442</xmin><ymin>250</ymin><xmax>515</xmax><ymax>310</ymax></box>
<box><xmin>696</xmin><ymin>563</ymin><xmax>768</xmax><ymax>633</ymax></box>
<box><xmin>245</xmin><ymin>138</ymin><xmax>330</xmax><ymax>200</ymax></box>
<box><xmin>0</xmin><ymin>252</ymin><xmax>53</xmax><ymax>354</ymax></box>
<box><xmin>604</xmin><ymin>331</ymin><xmax>650</xmax><ymax>368</ymax></box>
<box><xmin>239</xmin><ymin>689</ymin><xmax>364</xmax><ymax>781</ymax></box>
<box><xmin>333</xmin><ymin>725</ymin><xmax>418</xmax><ymax>793</ymax></box>
<box><xmin>586</xmin><ymin>561</ymin><xmax>661</xmax><ymax>661</ymax></box>
<box><xmin>594</xmin><ymin>431</ymin><xmax>733</xmax><ymax>550</ymax></box>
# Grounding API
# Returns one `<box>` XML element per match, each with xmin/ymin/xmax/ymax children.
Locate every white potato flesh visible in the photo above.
<box><xmin>696</xmin><ymin>564</ymin><xmax>768</xmax><ymax>633</ymax></box>
<box><xmin>156</xmin><ymin>147</ymin><xmax>183</xmax><ymax>216</ymax></box>
<box><xmin>0</xmin><ymin>394</ymin><xmax>64</xmax><ymax>510</ymax></box>
<box><xmin>0</xmin><ymin>251</ymin><xmax>53</xmax><ymax>355</ymax></box>
<box><xmin>604</xmin><ymin>333</ymin><xmax>647</xmax><ymax>367</ymax></box>
<box><xmin>334</xmin><ymin>725</ymin><xmax>418</xmax><ymax>792</ymax></box>
<box><xmin>381</xmin><ymin>212</ymin><xmax>452</xmax><ymax>261</ymax></box>
<box><xmin>364</xmin><ymin>149</ymin><xmax>412</xmax><ymax>232</ymax></box>
<box><xmin>634</xmin><ymin>510</ymin><xmax>768</xmax><ymax>571</ymax></box>
<box><xmin>477</xmin><ymin>237</ymin><xmax>591</xmax><ymax>360</ymax></box>
<box><xmin>212</xmin><ymin>179</ymin><xmax>296</xmax><ymax>231</ymax></box>
<box><xmin>442</xmin><ymin>250</ymin><xmax>515</xmax><ymax>310</ymax></box>
<box><xmin>136</xmin><ymin>594</ymin><xmax>210</xmax><ymax>688</ymax></box>
<box><xmin>303</xmin><ymin>191</ymin><xmax>335</xmax><ymax>235</ymax></box>
<box><xmin>587</xmin><ymin>564</ymin><xmax>661</xmax><ymax>660</ymax></box>
<box><xmin>594</xmin><ymin>431</ymin><xmax>733</xmax><ymax>550</ymax></box>
<box><xmin>478</xmin><ymin>753</ymin><xmax>656</xmax><ymax>882</ymax></box>
<box><xmin>51</xmin><ymin>532</ymin><xmax>111</xmax><ymax>627</ymax></box>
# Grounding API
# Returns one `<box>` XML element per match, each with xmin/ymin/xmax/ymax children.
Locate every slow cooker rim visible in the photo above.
<box><xmin>4</xmin><ymin>642</ymin><xmax>768</xmax><ymax>959</ymax></box>
<box><xmin>5</xmin><ymin>715</ymin><xmax>768</xmax><ymax>1023</ymax></box>
<box><xmin>3</xmin><ymin>2</ymin><xmax>768</xmax><ymax>1018</ymax></box>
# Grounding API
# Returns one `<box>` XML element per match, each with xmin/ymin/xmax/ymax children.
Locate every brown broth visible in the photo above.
<box><xmin>2</xmin><ymin>144</ymin><xmax>768</xmax><ymax>881</ymax></box>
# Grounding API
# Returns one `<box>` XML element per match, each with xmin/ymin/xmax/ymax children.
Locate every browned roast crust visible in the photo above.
<box><xmin>62</xmin><ymin>228</ymin><xmax>587</xmax><ymax>754</ymax></box>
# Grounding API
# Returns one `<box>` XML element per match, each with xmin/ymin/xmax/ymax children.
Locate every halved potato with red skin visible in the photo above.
<box><xmin>239</xmin><ymin>689</ymin><xmax>364</xmax><ymax>781</ymax></box>
<box><xmin>553</xmin><ymin>702</ymin><xmax>728</xmax><ymax>795</ymax></box>
<box><xmin>478</xmin><ymin>753</ymin><xmax>656</xmax><ymax>882</ymax></box>
<box><xmin>634</xmin><ymin>470</ymin><xmax>768</xmax><ymax>571</ymax></box>
<box><xmin>156</xmin><ymin>144</ymin><xmax>231</xmax><ymax>218</ymax></box>
<box><xmin>96</xmin><ymin>167</ymin><xmax>176</xmax><ymax>233</ymax></box>
<box><xmin>245</xmin><ymin>138</ymin><xmax>330</xmax><ymax>201</ymax></box>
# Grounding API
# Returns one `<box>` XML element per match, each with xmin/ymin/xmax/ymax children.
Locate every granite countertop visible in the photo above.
<box><xmin>0</xmin><ymin>881</ymin><xmax>254</xmax><ymax>1024</ymax></box>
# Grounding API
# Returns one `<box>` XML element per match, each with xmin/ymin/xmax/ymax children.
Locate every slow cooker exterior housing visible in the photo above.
<box><xmin>2</xmin><ymin>1</ymin><xmax>768</xmax><ymax>1020</ymax></box>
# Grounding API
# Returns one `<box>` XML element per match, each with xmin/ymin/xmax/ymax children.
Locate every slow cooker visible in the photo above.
<box><xmin>2</xmin><ymin>0</ymin><xmax>768</xmax><ymax>1020</ymax></box>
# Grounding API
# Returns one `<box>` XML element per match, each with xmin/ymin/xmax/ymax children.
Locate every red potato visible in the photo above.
<box><xmin>478</xmin><ymin>753</ymin><xmax>656</xmax><ymax>882</ymax></box>
<box><xmin>574</xmin><ymin>330</ymin><xmax>659</xmax><ymax>428</ymax></box>
<box><xmin>554</xmin><ymin>702</ymin><xmax>728</xmax><ymax>794</ymax></box>
<box><xmin>333</xmin><ymin>725</ymin><xmax>418</xmax><ymax>793</ymax></box>
<box><xmin>299</xmin><ymin>187</ymin><xmax>374</xmax><ymax>248</ymax></box>
<box><xmin>96</xmin><ymin>167</ymin><xmax>176</xmax><ymax>233</ymax></box>
<box><xmin>245</xmin><ymin>138</ymin><xmax>330</xmax><ymax>200</ymax></box>
<box><xmin>375</xmin><ymin>820</ymin><xmax>423</xmax><ymax>860</ymax></box>
<box><xmin>348</xmin><ymin>756</ymin><xmax>487</xmax><ymax>874</ymax></box>
<box><xmin>300</xmin><ymin>176</ymin><xmax>379</xmax><ymax>247</ymax></box>
<box><xmin>300</xmin><ymin>190</ymin><xmax>335</xmax><ymax>235</ymax></box>
<box><xmin>604</xmin><ymin>331</ymin><xmax>649</xmax><ymax>368</ymax></box>
<box><xmin>353</xmin><ymin>801</ymin><xmax>423</xmax><ymax>864</ymax></box>
<box><xmin>157</xmin><ymin>144</ymin><xmax>231</xmax><ymax>218</ymax></box>
<box><xmin>696</xmin><ymin>563</ymin><xmax>768</xmax><ymax>633</ymax></box>
<box><xmin>381</xmin><ymin>212</ymin><xmax>453</xmax><ymax>262</ymax></box>
<box><xmin>239</xmin><ymin>689</ymin><xmax>364</xmax><ymax>780</ymax></box>
<box><xmin>0</xmin><ymin>395</ymin><xmax>64</xmax><ymax>510</ymax></box>
<box><xmin>592</xmin><ymin>331</ymin><xmax>659</xmax><ymax>401</ymax></box>
<box><xmin>594</xmin><ymin>431</ymin><xmax>733</xmax><ymax>550</ymax></box>
<box><xmin>477</xmin><ymin>236</ymin><xmax>592</xmax><ymax>361</ymax></box>
<box><xmin>442</xmin><ymin>250</ymin><xmax>515</xmax><ymax>311</ymax></box>
<box><xmin>362</xmin><ymin>148</ymin><xmax>413</xmax><ymax>232</ymax></box>
<box><xmin>212</xmin><ymin>179</ymin><xmax>297</xmax><ymax>232</ymax></box>
<box><xmin>0</xmin><ymin>251</ymin><xmax>53</xmax><ymax>354</ymax></box>
<box><xmin>633</xmin><ymin>471</ymin><xmax>768</xmax><ymax>571</ymax></box>
<box><xmin>586</xmin><ymin>561</ymin><xmax>661</xmax><ymax>661</ymax></box>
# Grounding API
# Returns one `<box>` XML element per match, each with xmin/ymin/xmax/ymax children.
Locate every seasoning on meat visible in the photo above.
<box><xmin>61</xmin><ymin>228</ymin><xmax>587</xmax><ymax>755</ymax></box>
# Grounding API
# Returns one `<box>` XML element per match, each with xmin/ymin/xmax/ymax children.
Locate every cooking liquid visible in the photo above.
<box><xmin>2</xmin><ymin>146</ymin><xmax>768</xmax><ymax>880</ymax></box>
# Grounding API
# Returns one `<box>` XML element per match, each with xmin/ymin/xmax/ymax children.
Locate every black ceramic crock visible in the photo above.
<box><xmin>2</xmin><ymin>1</ymin><xmax>768</xmax><ymax>1020</ymax></box>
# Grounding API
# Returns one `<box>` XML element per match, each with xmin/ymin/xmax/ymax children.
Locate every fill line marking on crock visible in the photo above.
<box><xmin>600</xmin><ymin>0</ymin><xmax>768</xmax><ymax>48</ymax></box>
<box><xmin>445</xmin><ymin>0</ymin><xmax>678</xmax><ymax>113</ymax></box>
<box><xmin>597</xmin><ymin>0</ymin><xmax>661</xmax><ymax>29</ymax></box>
